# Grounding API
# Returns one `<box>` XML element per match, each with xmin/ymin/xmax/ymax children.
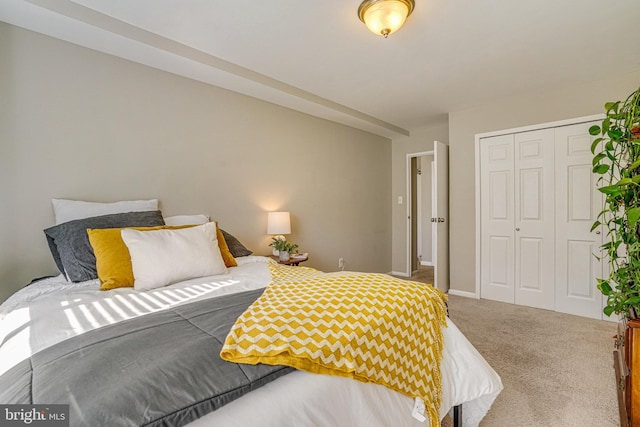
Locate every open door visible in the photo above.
<box><xmin>433</xmin><ymin>141</ymin><xmax>449</xmax><ymax>292</ymax></box>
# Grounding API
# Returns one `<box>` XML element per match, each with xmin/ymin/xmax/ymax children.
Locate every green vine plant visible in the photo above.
<box><xmin>269</xmin><ymin>237</ymin><xmax>299</xmax><ymax>254</ymax></box>
<box><xmin>591</xmin><ymin>86</ymin><xmax>640</xmax><ymax>318</ymax></box>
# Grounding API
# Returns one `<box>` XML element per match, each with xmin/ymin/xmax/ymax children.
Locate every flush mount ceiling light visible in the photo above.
<box><xmin>358</xmin><ymin>0</ymin><xmax>415</xmax><ymax>38</ymax></box>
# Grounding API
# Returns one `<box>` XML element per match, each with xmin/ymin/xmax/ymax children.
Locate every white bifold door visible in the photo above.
<box><xmin>480</xmin><ymin>134</ymin><xmax>515</xmax><ymax>304</ymax></box>
<box><xmin>515</xmin><ymin>130</ymin><xmax>556</xmax><ymax>310</ymax></box>
<box><xmin>480</xmin><ymin>120</ymin><xmax>604</xmax><ymax>318</ymax></box>
<box><xmin>480</xmin><ymin>130</ymin><xmax>555</xmax><ymax>310</ymax></box>
<box><xmin>554</xmin><ymin>123</ymin><xmax>604</xmax><ymax>318</ymax></box>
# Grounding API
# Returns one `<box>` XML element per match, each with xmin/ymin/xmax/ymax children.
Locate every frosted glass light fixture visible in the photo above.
<box><xmin>267</xmin><ymin>212</ymin><xmax>291</xmax><ymax>255</ymax></box>
<box><xmin>358</xmin><ymin>0</ymin><xmax>415</xmax><ymax>38</ymax></box>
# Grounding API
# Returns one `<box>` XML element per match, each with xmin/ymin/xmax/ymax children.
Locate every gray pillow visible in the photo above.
<box><xmin>44</xmin><ymin>210</ymin><xmax>165</xmax><ymax>282</ymax></box>
<box><xmin>220</xmin><ymin>229</ymin><xmax>253</xmax><ymax>258</ymax></box>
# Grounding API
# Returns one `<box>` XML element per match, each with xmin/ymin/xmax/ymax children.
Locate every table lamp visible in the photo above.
<box><xmin>267</xmin><ymin>211</ymin><xmax>291</xmax><ymax>255</ymax></box>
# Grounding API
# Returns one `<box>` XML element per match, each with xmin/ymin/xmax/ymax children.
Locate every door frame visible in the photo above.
<box><xmin>416</xmin><ymin>157</ymin><xmax>435</xmax><ymax>267</ymax></box>
<box><xmin>416</xmin><ymin>161</ymin><xmax>422</xmax><ymax>266</ymax></box>
<box><xmin>474</xmin><ymin>114</ymin><xmax>604</xmax><ymax>298</ymax></box>
<box><xmin>406</xmin><ymin>150</ymin><xmax>434</xmax><ymax>278</ymax></box>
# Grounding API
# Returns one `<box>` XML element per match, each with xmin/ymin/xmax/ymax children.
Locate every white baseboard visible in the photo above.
<box><xmin>603</xmin><ymin>313</ymin><xmax>620</xmax><ymax>323</ymax></box>
<box><xmin>448</xmin><ymin>289</ymin><xmax>479</xmax><ymax>299</ymax></box>
<box><xmin>420</xmin><ymin>261</ymin><xmax>433</xmax><ymax>267</ymax></box>
<box><xmin>390</xmin><ymin>271</ymin><xmax>410</xmax><ymax>277</ymax></box>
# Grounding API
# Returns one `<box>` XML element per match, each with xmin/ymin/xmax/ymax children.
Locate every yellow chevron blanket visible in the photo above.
<box><xmin>220</xmin><ymin>264</ymin><xmax>448</xmax><ymax>427</ymax></box>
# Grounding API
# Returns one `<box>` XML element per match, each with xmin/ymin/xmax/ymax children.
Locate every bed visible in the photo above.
<box><xmin>0</xmin><ymin>201</ymin><xmax>502</xmax><ymax>427</ymax></box>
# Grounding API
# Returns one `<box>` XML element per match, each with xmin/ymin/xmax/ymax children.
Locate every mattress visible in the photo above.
<box><xmin>0</xmin><ymin>256</ymin><xmax>502</xmax><ymax>426</ymax></box>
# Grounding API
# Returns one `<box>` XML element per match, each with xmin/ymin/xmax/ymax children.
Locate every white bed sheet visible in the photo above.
<box><xmin>0</xmin><ymin>257</ymin><xmax>502</xmax><ymax>426</ymax></box>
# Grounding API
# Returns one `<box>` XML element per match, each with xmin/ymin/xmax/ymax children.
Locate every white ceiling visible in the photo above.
<box><xmin>1</xmin><ymin>0</ymin><xmax>639</xmax><ymax>137</ymax></box>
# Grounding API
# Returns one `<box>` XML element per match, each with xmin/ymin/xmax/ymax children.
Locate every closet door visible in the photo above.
<box><xmin>480</xmin><ymin>134</ymin><xmax>515</xmax><ymax>303</ymax></box>
<box><xmin>554</xmin><ymin>122</ymin><xmax>604</xmax><ymax>319</ymax></box>
<box><xmin>513</xmin><ymin>129</ymin><xmax>556</xmax><ymax>310</ymax></box>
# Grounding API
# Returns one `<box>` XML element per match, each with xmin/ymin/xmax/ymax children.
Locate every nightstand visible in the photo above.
<box><xmin>270</xmin><ymin>255</ymin><xmax>308</xmax><ymax>266</ymax></box>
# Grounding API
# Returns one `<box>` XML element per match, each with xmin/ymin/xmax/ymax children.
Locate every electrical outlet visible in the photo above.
<box><xmin>338</xmin><ymin>258</ymin><xmax>344</xmax><ymax>269</ymax></box>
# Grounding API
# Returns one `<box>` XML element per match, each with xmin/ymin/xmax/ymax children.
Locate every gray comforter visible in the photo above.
<box><xmin>0</xmin><ymin>288</ymin><xmax>293</xmax><ymax>426</ymax></box>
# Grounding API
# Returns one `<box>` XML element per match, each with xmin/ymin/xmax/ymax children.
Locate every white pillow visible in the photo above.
<box><xmin>163</xmin><ymin>214</ymin><xmax>210</xmax><ymax>226</ymax></box>
<box><xmin>52</xmin><ymin>198</ymin><xmax>159</xmax><ymax>225</ymax></box>
<box><xmin>121</xmin><ymin>222</ymin><xmax>227</xmax><ymax>291</ymax></box>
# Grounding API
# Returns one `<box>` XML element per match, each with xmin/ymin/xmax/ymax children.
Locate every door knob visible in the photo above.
<box><xmin>595</xmin><ymin>230</ymin><xmax>601</xmax><ymax>235</ymax></box>
<box><xmin>516</xmin><ymin>228</ymin><xmax>520</xmax><ymax>231</ymax></box>
<box><xmin>437</xmin><ymin>218</ymin><xmax>445</xmax><ymax>223</ymax></box>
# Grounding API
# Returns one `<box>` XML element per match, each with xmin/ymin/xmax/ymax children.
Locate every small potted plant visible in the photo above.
<box><xmin>269</xmin><ymin>237</ymin><xmax>299</xmax><ymax>262</ymax></box>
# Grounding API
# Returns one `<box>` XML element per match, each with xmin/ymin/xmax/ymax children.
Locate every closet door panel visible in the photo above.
<box><xmin>514</xmin><ymin>129</ymin><xmax>555</xmax><ymax>310</ymax></box>
<box><xmin>480</xmin><ymin>134</ymin><xmax>515</xmax><ymax>303</ymax></box>
<box><xmin>567</xmin><ymin>240</ymin><xmax>597</xmax><ymax>297</ymax></box>
<box><xmin>555</xmin><ymin>122</ymin><xmax>603</xmax><ymax>319</ymax></box>
<box><xmin>489</xmin><ymin>236</ymin><xmax>510</xmax><ymax>287</ymax></box>
<box><xmin>519</xmin><ymin>237</ymin><xmax>542</xmax><ymax>290</ymax></box>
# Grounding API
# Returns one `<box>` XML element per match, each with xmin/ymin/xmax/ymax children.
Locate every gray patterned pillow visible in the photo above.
<box><xmin>220</xmin><ymin>229</ymin><xmax>253</xmax><ymax>258</ymax></box>
<box><xmin>44</xmin><ymin>210</ymin><xmax>165</xmax><ymax>282</ymax></box>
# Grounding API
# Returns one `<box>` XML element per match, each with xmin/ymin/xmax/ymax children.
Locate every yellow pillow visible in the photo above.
<box><xmin>88</xmin><ymin>225</ymin><xmax>186</xmax><ymax>290</ymax></box>
<box><xmin>88</xmin><ymin>223</ymin><xmax>236</xmax><ymax>291</ymax></box>
<box><xmin>216</xmin><ymin>226</ymin><xmax>237</xmax><ymax>268</ymax></box>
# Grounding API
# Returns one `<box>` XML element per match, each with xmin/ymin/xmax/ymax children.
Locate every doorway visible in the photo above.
<box><xmin>411</xmin><ymin>155</ymin><xmax>434</xmax><ymax>270</ymax></box>
<box><xmin>406</xmin><ymin>141</ymin><xmax>449</xmax><ymax>292</ymax></box>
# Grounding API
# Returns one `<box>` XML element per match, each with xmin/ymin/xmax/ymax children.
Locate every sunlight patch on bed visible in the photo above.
<box><xmin>161</xmin><ymin>289</ymin><xmax>187</xmax><ymax>302</ymax></box>
<box><xmin>175</xmin><ymin>288</ymin><xmax>197</xmax><ymax>298</ymax></box>
<box><xmin>135</xmin><ymin>292</ymin><xmax>165</xmax><ymax>309</ymax></box>
<box><xmin>0</xmin><ymin>307</ymin><xmax>32</xmax><ymax>376</ymax></box>
<box><xmin>63</xmin><ymin>305</ymin><xmax>85</xmax><ymax>333</ymax></box>
<box><xmin>173</xmin><ymin>289</ymin><xmax>195</xmax><ymax>299</ymax></box>
<box><xmin>127</xmin><ymin>294</ymin><xmax>156</xmax><ymax>312</ymax></box>
<box><xmin>91</xmin><ymin>301</ymin><xmax>115</xmax><ymax>324</ymax></box>
<box><xmin>77</xmin><ymin>304</ymin><xmax>100</xmax><ymax>329</ymax></box>
<box><xmin>151</xmin><ymin>290</ymin><xmax>176</xmax><ymax>305</ymax></box>
<box><xmin>114</xmin><ymin>294</ymin><xmax>144</xmax><ymax>317</ymax></box>
<box><xmin>56</xmin><ymin>277</ymin><xmax>242</xmax><ymax>329</ymax></box>
<box><xmin>104</xmin><ymin>297</ymin><xmax>131</xmax><ymax>321</ymax></box>
<box><xmin>0</xmin><ymin>271</ymin><xmax>251</xmax><ymax>377</ymax></box>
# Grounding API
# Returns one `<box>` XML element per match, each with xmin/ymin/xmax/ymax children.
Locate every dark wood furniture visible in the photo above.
<box><xmin>615</xmin><ymin>319</ymin><xmax>640</xmax><ymax>427</ymax></box>
<box><xmin>269</xmin><ymin>255</ymin><xmax>308</xmax><ymax>266</ymax></box>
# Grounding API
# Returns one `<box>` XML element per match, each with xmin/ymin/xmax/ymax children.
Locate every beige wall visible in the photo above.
<box><xmin>391</xmin><ymin>121</ymin><xmax>449</xmax><ymax>274</ymax></box>
<box><xmin>0</xmin><ymin>23</ymin><xmax>392</xmax><ymax>302</ymax></box>
<box><xmin>449</xmin><ymin>71</ymin><xmax>640</xmax><ymax>294</ymax></box>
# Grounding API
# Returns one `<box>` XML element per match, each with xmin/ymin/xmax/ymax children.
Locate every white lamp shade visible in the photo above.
<box><xmin>267</xmin><ymin>212</ymin><xmax>291</xmax><ymax>235</ymax></box>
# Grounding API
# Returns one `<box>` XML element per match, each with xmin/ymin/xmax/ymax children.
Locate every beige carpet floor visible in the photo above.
<box><xmin>446</xmin><ymin>295</ymin><xmax>619</xmax><ymax>427</ymax></box>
